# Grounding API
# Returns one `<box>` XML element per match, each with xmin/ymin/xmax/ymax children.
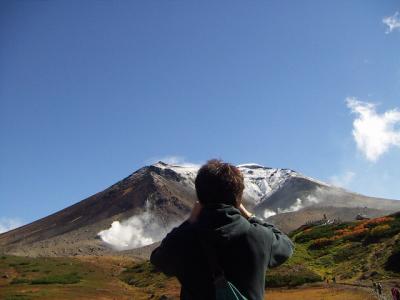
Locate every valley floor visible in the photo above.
<box><xmin>266</xmin><ymin>284</ymin><xmax>376</xmax><ymax>300</ymax></box>
<box><xmin>1</xmin><ymin>254</ymin><xmax>393</xmax><ymax>300</ymax></box>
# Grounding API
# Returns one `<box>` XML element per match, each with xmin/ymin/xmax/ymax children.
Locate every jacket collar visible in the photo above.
<box><xmin>193</xmin><ymin>202</ymin><xmax>250</xmax><ymax>244</ymax></box>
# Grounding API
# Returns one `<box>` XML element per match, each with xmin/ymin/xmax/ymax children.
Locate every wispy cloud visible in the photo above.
<box><xmin>346</xmin><ymin>97</ymin><xmax>400</xmax><ymax>162</ymax></box>
<box><xmin>383</xmin><ymin>12</ymin><xmax>400</xmax><ymax>34</ymax></box>
<box><xmin>145</xmin><ymin>155</ymin><xmax>201</xmax><ymax>167</ymax></box>
<box><xmin>0</xmin><ymin>217</ymin><xmax>23</xmax><ymax>234</ymax></box>
<box><xmin>329</xmin><ymin>171</ymin><xmax>356</xmax><ymax>188</ymax></box>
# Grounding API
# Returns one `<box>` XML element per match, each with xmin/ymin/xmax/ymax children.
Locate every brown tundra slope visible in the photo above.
<box><xmin>1</xmin><ymin>161</ymin><xmax>399</xmax><ymax>258</ymax></box>
<box><xmin>0</xmin><ymin>163</ymin><xmax>196</xmax><ymax>257</ymax></box>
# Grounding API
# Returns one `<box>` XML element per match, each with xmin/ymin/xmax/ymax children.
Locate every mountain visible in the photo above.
<box><xmin>1</xmin><ymin>161</ymin><xmax>399</xmax><ymax>257</ymax></box>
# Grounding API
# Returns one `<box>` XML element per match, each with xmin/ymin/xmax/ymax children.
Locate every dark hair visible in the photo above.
<box><xmin>195</xmin><ymin>159</ymin><xmax>244</xmax><ymax>206</ymax></box>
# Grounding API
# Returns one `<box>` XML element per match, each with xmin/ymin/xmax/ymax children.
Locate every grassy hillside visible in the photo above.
<box><xmin>280</xmin><ymin>211</ymin><xmax>400</xmax><ymax>282</ymax></box>
<box><xmin>0</xmin><ymin>255</ymin><xmax>179</xmax><ymax>300</ymax></box>
<box><xmin>1</xmin><ymin>212</ymin><xmax>399</xmax><ymax>299</ymax></box>
<box><xmin>117</xmin><ymin>212</ymin><xmax>400</xmax><ymax>291</ymax></box>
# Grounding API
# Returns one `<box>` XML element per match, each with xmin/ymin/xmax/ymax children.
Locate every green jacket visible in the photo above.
<box><xmin>150</xmin><ymin>203</ymin><xmax>294</xmax><ymax>300</ymax></box>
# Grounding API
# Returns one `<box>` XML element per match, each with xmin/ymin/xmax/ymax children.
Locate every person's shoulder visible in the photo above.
<box><xmin>245</xmin><ymin>216</ymin><xmax>275</xmax><ymax>239</ymax></box>
<box><xmin>163</xmin><ymin>220</ymin><xmax>197</xmax><ymax>243</ymax></box>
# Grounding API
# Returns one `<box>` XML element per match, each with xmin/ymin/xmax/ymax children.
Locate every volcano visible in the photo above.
<box><xmin>1</xmin><ymin>161</ymin><xmax>399</xmax><ymax>258</ymax></box>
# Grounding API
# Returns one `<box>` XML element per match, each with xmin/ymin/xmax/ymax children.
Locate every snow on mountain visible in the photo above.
<box><xmin>152</xmin><ymin>161</ymin><xmax>328</xmax><ymax>207</ymax></box>
<box><xmin>152</xmin><ymin>161</ymin><xmax>198</xmax><ymax>187</ymax></box>
<box><xmin>238</xmin><ymin>164</ymin><xmax>301</xmax><ymax>205</ymax></box>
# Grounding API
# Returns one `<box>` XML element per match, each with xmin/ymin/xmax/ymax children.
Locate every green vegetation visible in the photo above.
<box><xmin>30</xmin><ymin>272</ymin><xmax>81</xmax><ymax>284</ymax></box>
<box><xmin>3</xmin><ymin>295</ymin><xmax>33</xmax><ymax>300</ymax></box>
<box><xmin>120</xmin><ymin>261</ymin><xmax>171</xmax><ymax>289</ymax></box>
<box><xmin>2</xmin><ymin>255</ymin><xmax>83</xmax><ymax>285</ymax></box>
<box><xmin>293</xmin><ymin>223</ymin><xmax>346</xmax><ymax>243</ymax></box>
<box><xmin>265</xmin><ymin>265</ymin><xmax>321</xmax><ymax>287</ymax></box>
<box><xmin>385</xmin><ymin>239</ymin><xmax>400</xmax><ymax>273</ymax></box>
<box><xmin>10</xmin><ymin>278</ymin><xmax>31</xmax><ymax>285</ymax></box>
<box><xmin>281</xmin><ymin>213</ymin><xmax>400</xmax><ymax>282</ymax></box>
<box><xmin>0</xmin><ymin>255</ymin><xmax>154</xmax><ymax>300</ymax></box>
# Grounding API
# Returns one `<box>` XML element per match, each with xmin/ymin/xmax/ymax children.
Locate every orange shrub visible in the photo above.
<box><xmin>333</xmin><ymin>229</ymin><xmax>350</xmax><ymax>239</ymax></box>
<box><xmin>310</xmin><ymin>237</ymin><xmax>334</xmax><ymax>249</ymax></box>
<box><xmin>332</xmin><ymin>216</ymin><xmax>393</xmax><ymax>241</ymax></box>
<box><xmin>334</xmin><ymin>227</ymin><xmax>368</xmax><ymax>240</ymax></box>
<box><xmin>364</xmin><ymin>216</ymin><xmax>394</xmax><ymax>226</ymax></box>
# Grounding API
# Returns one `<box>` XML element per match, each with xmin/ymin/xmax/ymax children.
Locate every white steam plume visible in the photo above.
<box><xmin>263</xmin><ymin>209</ymin><xmax>276</xmax><ymax>219</ymax></box>
<box><xmin>329</xmin><ymin>171</ymin><xmax>356</xmax><ymax>189</ymax></box>
<box><xmin>263</xmin><ymin>193</ymin><xmax>322</xmax><ymax>217</ymax></box>
<box><xmin>277</xmin><ymin>198</ymin><xmax>304</xmax><ymax>214</ymax></box>
<box><xmin>98</xmin><ymin>201</ymin><xmax>181</xmax><ymax>251</ymax></box>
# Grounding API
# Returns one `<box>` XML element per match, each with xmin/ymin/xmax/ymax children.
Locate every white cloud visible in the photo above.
<box><xmin>145</xmin><ymin>155</ymin><xmax>200</xmax><ymax>168</ymax></box>
<box><xmin>329</xmin><ymin>171</ymin><xmax>356</xmax><ymax>188</ymax></box>
<box><xmin>383</xmin><ymin>12</ymin><xmax>400</xmax><ymax>34</ymax></box>
<box><xmin>346</xmin><ymin>97</ymin><xmax>400</xmax><ymax>162</ymax></box>
<box><xmin>0</xmin><ymin>217</ymin><xmax>23</xmax><ymax>234</ymax></box>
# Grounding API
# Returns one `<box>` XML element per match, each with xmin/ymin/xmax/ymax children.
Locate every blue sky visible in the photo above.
<box><xmin>1</xmin><ymin>1</ymin><xmax>400</xmax><ymax>231</ymax></box>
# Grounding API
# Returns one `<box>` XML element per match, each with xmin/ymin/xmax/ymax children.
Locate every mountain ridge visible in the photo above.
<box><xmin>1</xmin><ymin>161</ymin><xmax>399</xmax><ymax>257</ymax></box>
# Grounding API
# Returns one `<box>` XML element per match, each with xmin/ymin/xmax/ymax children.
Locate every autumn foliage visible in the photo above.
<box><xmin>308</xmin><ymin>216</ymin><xmax>395</xmax><ymax>249</ymax></box>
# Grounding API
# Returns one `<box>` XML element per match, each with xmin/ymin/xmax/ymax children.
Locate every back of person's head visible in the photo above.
<box><xmin>195</xmin><ymin>159</ymin><xmax>244</xmax><ymax>206</ymax></box>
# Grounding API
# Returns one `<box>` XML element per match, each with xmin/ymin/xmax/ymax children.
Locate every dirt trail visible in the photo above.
<box><xmin>266</xmin><ymin>284</ymin><xmax>377</xmax><ymax>300</ymax></box>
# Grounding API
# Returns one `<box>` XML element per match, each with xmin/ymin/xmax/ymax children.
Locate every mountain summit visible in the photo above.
<box><xmin>1</xmin><ymin>161</ymin><xmax>399</xmax><ymax>258</ymax></box>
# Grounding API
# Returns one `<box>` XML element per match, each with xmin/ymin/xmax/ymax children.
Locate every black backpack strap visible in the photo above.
<box><xmin>196</xmin><ymin>231</ymin><xmax>227</xmax><ymax>288</ymax></box>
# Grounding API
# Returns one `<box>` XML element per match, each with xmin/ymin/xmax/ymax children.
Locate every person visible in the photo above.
<box><xmin>373</xmin><ymin>282</ymin><xmax>377</xmax><ymax>293</ymax></box>
<box><xmin>392</xmin><ymin>285</ymin><xmax>400</xmax><ymax>300</ymax></box>
<box><xmin>377</xmin><ymin>282</ymin><xmax>383</xmax><ymax>296</ymax></box>
<box><xmin>150</xmin><ymin>159</ymin><xmax>294</xmax><ymax>300</ymax></box>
